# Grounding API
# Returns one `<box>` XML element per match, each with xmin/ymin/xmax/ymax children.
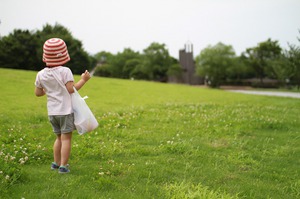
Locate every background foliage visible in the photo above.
<box><xmin>0</xmin><ymin>24</ymin><xmax>94</xmax><ymax>74</ymax></box>
<box><xmin>0</xmin><ymin>24</ymin><xmax>299</xmax><ymax>88</ymax></box>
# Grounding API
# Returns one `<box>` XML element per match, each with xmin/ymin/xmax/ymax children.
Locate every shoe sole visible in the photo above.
<box><xmin>58</xmin><ymin>171</ymin><xmax>70</xmax><ymax>174</ymax></box>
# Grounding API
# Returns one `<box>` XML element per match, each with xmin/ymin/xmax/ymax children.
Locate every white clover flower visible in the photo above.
<box><xmin>5</xmin><ymin>175</ymin><xmax>9</xmax><ymax>180</ymax></box>
<box><xmin>0</xmin><ymin>171</ymin><xmax>3</xmax><ymax>174</ymax></box>
<box><xmin>98</xmin><ymin>172</ymin><xmax>104</xmax><ymax>175</ymax></box>
<box><xmin>108</xmin><ymin>160</ymin><xmax>114</xmax><ymax>164</ymax></box>
<box><xmin>25</xmin><ymin>156</ymin><xmax>28</xmax><ymax>161</ymax></box>
<box><xmin>20</xmin><ymin>161</ymin><xmax>25</xmax><ymax>164</ymax></box>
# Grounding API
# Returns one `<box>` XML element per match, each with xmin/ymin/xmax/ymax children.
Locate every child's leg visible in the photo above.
<box><xmin>60</xmin><ymin>132</ymin><xmax>72</xmax><ymax>166</ymax></box>
<box><xmin>53</xmin><ymin>134</ymin><xmax>62</xmax><ymax>165</ymax></box>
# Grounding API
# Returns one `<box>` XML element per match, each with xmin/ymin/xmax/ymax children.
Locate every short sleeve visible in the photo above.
<box><xmin>62</xmin><ymin>67</ymin><xmax>74</xmax><ymax>85</ymax></box>
<box><xmin>35</xmin><ymin>73</ymin><xmax>43</xmax><ymax>88</ymax></box>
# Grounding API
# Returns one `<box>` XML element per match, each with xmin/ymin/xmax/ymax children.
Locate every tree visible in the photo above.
<box><xmin>195</xmin><ymin>42</ymin><xmax>236</xmax><ymax>87</ymax></box>
<box><xmin>167</xmin><ymin>63</ymin><xmax>183</xmax><ymax>78</ymax></box>
<box><xmin>243</xmin><ymin>38</ymin><xmax>282</xmax><ymax>84</ymax></box>
<box><xmin>266</xmin><ymin>50</ymin><xmax>293</xmax><ymax>87</ymax></box>
<box><xmin>129</xmin><ymin>59</ymin><xmax>150</xmax><ymax>80</ymax></box>
<box><xmin>227</xmin><ymin>56</ymin><xmax>255</xmax><ymax>81</ymax></box>
<box><xmin>124</xmin><ymin>58</ymin><xmax>143</xmax><ymax>79</ymax></box>
<box><xmin>107</xmin><ymin>48</ymin><xmax>141</xmax><ymax>78</ymax></box>
<box><xmin>286</xmin><ymin>43</ymin><xmax>300</xmax><ymax>89</ymax></box>
<box><xmin>0</xmin><ymin>23</ymin><xmax>94</xmax><ymax>74</ymax></box>
<box><xmin>94</xmin><ymin>51</ymin><xmax>114</xmax><ymax>65</ymax></box>
<box><xmin>93</xmin><ymin>51</ymin><xmax>114</xmax><ymax>77</ymax></box>
<box><xmin>142</xmin><ymin>42</ymin><xmax>173</xmax><ymax>82</ymax></box>
<box><xmin>0</xmin><ymin>29</ymin><xmax>40</xmax><ymax>70</ymax></box>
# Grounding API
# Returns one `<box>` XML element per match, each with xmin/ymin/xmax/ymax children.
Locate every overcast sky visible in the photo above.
<box><xmin>1</xmin><ymin>0</ymin><xmax>299</xmax><ymax>58</ymax></box>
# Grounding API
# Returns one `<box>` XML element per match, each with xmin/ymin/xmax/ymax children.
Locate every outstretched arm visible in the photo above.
<box><xmin>66</xmin><ymin>70</ymin><xmax>91</xmax><ymax>94</ymax></box>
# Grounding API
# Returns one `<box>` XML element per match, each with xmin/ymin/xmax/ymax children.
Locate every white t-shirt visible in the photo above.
<box><xmin>35</xmin><ymin>66</ymin><xmax>74</xmax><ymax>116</ymax></box>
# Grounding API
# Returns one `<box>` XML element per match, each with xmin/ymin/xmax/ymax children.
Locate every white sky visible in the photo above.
<box><xmin>1</xmin><ymin>0</ymin><xmax>299</xmax><ymax>58</ymax></box>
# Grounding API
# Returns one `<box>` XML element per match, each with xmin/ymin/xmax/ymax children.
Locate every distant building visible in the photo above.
<box><xmin>169</xmin><ymin>42</ymin><xmax>203</xmax><ymax>85</ymax></box>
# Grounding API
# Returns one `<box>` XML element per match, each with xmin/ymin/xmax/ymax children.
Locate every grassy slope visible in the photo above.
<box><xmin>0</xmin><ymin>68</ymin><xmax>299</xmax><ymax>198</ymax></box>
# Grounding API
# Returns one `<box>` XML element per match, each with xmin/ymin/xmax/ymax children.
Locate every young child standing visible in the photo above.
<box><xmin>35</xmin><ymin>38</ymin><xmax>91</xmax><ymax>173</ymax></box>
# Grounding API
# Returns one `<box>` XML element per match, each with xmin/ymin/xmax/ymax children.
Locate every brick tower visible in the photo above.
<box><xmin>179</xmin><ymin>41</ymin><xmax>202</xmax><ymax>85</ymax></box>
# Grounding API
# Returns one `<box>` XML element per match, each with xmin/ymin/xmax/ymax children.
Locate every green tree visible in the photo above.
<box><xmin>129</xmin><ymin>58</ymin><xmax>149</xmax><ymax>80</ymax></box>
<box><xmin>167</xmin><ymin>63</ymin><xmax>183</xmax><ymax>78</ymax></box>
<box><xmin>142</xmin><ymin>42</ymin><xmax>172</xmax><ymax>82</ymax></box>
<box><xmin>94</xmin><ymin>51</ymin><xmax>114</xmax><ymax>65</ymax></box>
<box><xmin>0</xmin><ymin>23</ymin><xmax>93</xmax><ymax>74</ymax></box>
<box><xmin>286</xmin><ymin>43</ymin><xmax>300</xmax><ymax>89</ymax></box>
<box><xmin>124</xmin><ymin>58</ymin><xmax>143</xmax><ymax>79</ymax></box>
<box><xmin>244</xmin><ymin>38</ymin><xmax>282</xmax><ymax>84</ymax></box>
<box><xmin>94</xmin><ymin>48</ymin><xmax>141</xmax><ymax>79</ymax></box>
<box><xmin>93</xmin><ymin>51</ymin><xmax>114</xmax><ymax>77</ymax></box>
<box><xmin>0</xmin><ymin>29</ymin><xmax>39</xmax><ymax>70</ymax></box>
<box><xmin>195</xmin><ymin>42</ymin><xmax>236</xmax><ymax>87</ymax></box>
<box><xmin>107</xmin><ymin>48</ymin><xmax>141</xmax><ymax>78</ymax></box>
<box><xmin>226</xmin><ymin>56</ymin><xmax>254</xmax><ymax>85</ymax></box>
<box><xmin>267</xmin><ymin>52</ymin><xmax>293</xmax><ymax>87</ymax></box>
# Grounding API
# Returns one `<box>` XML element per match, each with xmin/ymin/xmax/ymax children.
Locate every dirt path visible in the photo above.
<box><xmin>228</xmin><ymin>90</ymin><xmax>300</xmax><ymax>99</ymax></box>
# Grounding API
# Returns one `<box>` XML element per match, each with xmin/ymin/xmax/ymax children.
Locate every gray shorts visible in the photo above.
<box><xmin>48</xmin><ymin>113</ymin><xmax>76</xmax><ymax>134</ymax></box>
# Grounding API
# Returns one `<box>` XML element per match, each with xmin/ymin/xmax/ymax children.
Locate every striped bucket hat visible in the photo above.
<box><xmin>43</xmin><ymin>38</ymin><xmax>70</xmax><ymax>67</ymax></box>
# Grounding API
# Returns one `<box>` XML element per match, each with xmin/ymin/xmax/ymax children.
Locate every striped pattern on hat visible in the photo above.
<box><xmin>43</xmin><ymin>38</ymin><xmax>70</xmax><ymax>67</ymax></box>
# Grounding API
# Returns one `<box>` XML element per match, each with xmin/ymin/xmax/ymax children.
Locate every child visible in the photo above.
<box><xmin>34</xmin><ymin>38</ymin><xmax>91</xmax><ymax>173</ymax></box>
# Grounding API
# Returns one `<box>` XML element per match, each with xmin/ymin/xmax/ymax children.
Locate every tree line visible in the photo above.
<box><xmin>0</xmin><ymin>23</ymin><xmax>299</xmax><ymax>88</ymax></box>
<box><xmin>0</xmin><ymin>24</ymin><xmax>95</xmax><ymax>74</ymax></box>
<box><xmin>196</xmin><ymin>38</ymin><xmax>300</xmax><ymax>88</ymax></box>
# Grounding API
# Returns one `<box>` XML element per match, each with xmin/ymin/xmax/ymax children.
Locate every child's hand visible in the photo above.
<box><xmin>81</xmin><ymin>70</ymin><xmax>91</xmax><ymax>82</ymax></box>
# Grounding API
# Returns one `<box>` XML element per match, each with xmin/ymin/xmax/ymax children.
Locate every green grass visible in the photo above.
<box><xmin>0</xmin><ymin>68</ymin><xmax>300</xmax><ymax>198</ymax></box>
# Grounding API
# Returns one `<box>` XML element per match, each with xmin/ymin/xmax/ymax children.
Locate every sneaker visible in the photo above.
<box><xmin>51</xmin><ymin>162</ymin><xmax>59</xmax><ymax>170</ymax></box>
<box><xmin>59</xmin><ymin>165</ymin><xmax>70</xmax><ymax>174</ymax></box>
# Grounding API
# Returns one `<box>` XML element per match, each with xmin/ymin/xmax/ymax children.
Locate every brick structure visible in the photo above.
<box><xmin>178</xmin><ymin>42</ymin><xmax>203</xmax><ymax>85</ymax></box>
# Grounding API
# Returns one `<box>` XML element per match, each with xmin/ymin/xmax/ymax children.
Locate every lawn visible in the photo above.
<box><xmin>0</xmin><ymin>68</ymin><xmax>299</xmax><ymax>198</ymax></box>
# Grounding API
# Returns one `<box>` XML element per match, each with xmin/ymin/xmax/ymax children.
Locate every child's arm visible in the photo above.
<box><xmin>66</xmin><ymin>70</ymin><xmax>91</xmax><ymax>94</ymax></box>
<box><xmin>35</xmin><ymin>87</ymin><xmax>46</xmax><ymax>97</ymax></box>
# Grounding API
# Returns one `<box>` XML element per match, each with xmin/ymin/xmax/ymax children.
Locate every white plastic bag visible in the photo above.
<box><xmin>71</xmin><ymin>87</ymin><xmax>98</xmax><ymax>135</ymax></box>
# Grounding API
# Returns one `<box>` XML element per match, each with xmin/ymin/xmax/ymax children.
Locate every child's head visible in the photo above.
<box><xmin>43</xmin><ymin>38</ymin><xmax>70</xmax><ymax>67</ymax></box>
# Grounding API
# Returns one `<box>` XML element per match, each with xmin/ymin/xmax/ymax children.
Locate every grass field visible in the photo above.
<box><xmin>0</xmin><ymin>68</ymin><xmax>299</xmax><ymax>198</ymax></box>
